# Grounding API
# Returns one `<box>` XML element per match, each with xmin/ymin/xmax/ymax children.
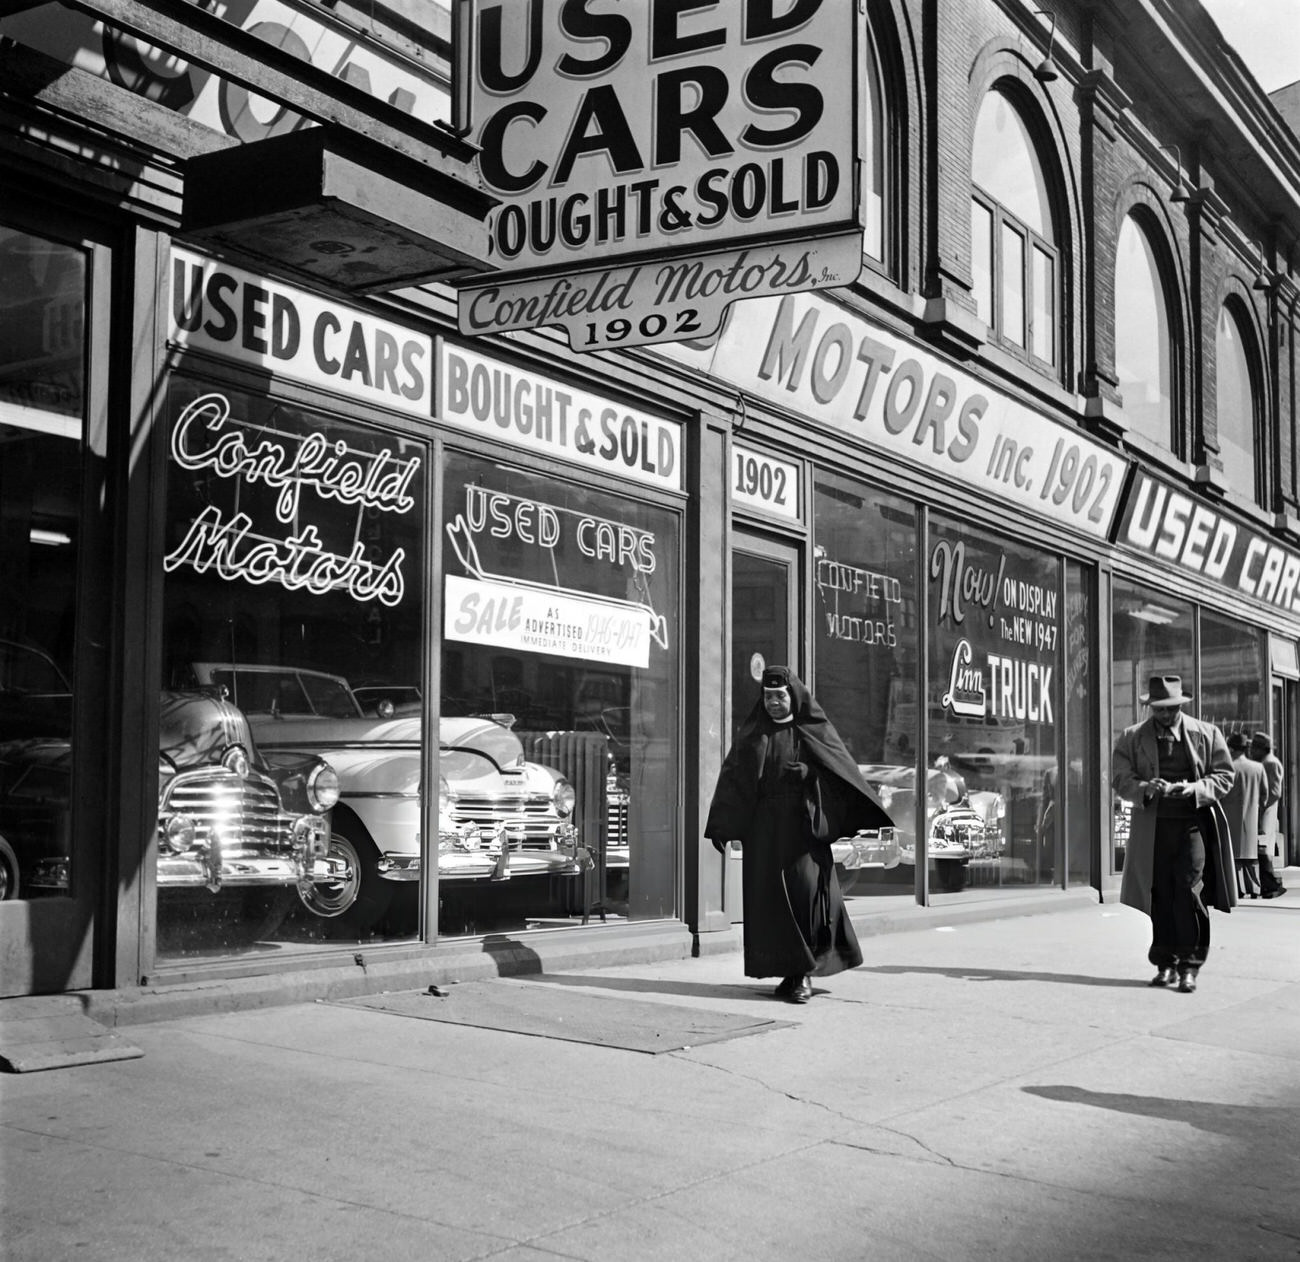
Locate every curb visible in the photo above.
<box><xmin>3</xmin><ymin>888</ymin><xmax>1105</xmax><ymax>1036</ymax></box>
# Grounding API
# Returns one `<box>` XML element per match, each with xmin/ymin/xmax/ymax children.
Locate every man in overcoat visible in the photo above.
<box><xmin>1113</xmin><ymin>674</ymin><xmax>1235</xmax><ymax>993</ymax></box>
<box><xmin>1249</xmin><ymin>732</ymin><xmax>1288</xmax><ymax>897</ymax></box>
<box><xmin>1223</xmin><ymin>731</ymin><xmax>1266</xmax><ymax>898</ymax></box>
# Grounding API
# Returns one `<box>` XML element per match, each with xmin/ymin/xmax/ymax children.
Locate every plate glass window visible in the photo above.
<box><xmin>927</xmin><ymin>517</ymin><xmax>1060</xmax><ymax>892</ymax></box>
<box><xmin>160</xmin><ymin>378</ymin><xmax>427</xmax><ymax>957</ymax></box>
<box><xmin>811</xmin><ymin>474</ymin><xmax>918</xmax><ymax>899</ymax></box>
<box><xmin>440</xmin><ymin>452</ymin><xmax>680</xmax><ymax>935</ymax></box>
<box><xmin>0</xmin><ymin>225</ymin><xmax>85</xmax><ymax>905</ymax></box>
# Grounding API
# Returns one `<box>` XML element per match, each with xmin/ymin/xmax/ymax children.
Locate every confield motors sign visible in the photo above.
<box><xmin>454</xmin><ymin>0</ymin><xmax>860</xmax><ymax>351</ymax></box>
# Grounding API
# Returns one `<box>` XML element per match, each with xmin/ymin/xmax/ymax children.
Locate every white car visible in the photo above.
<box><xmin>833</xmin><ymin>763</ymin><xmax>1006</xmax><ymax>893</ymax></box>
<box><xmin>188</xmin><ymin>664</ymin><xmax>585</xmax><ymax>932</ymax></box>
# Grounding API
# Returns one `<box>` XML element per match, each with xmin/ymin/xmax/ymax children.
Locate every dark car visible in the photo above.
<box><xmin>0</xmin><ymin>687</ymin><xmax>343</xmax><ymax>904</ymax></box>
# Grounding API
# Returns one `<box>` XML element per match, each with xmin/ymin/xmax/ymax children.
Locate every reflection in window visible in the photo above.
<box><xmin>1115</xmin><ymin>215</ymin><xmax>1173</xmax><ymax>445</ymax></box>
<box><xmin>812</xmin><ymin>474</ymin><xmax>917</xmax><ymax>899</ymax></box>
<box><xmin>0</xmin><ymin>225</ymin><xmax>85</xmax><ymax>903</ymax></box>
<box><xmin>1062</xmin><ymin>563</ymin><xmax>1093</xmax><ymax>886</ymax></box>
<box><xmin>863</xmin><ymin>29</ymin><xmax>887</xmax><ymax>263</ymax></box>
<box><xmin>971</xmin><ymin>90</ymin><xmax>1059</xmax><ymax>370</ymax></box>
<box><xmin>1215</xmin><ymin>302</ymin><xmax>1259</xmax><ymax>501</ymax></box>
<box><xmin>1199</xmin><ymin>609</ymin><xmax>1266</xmax><ymax>740</ymax></box>
<box><xmin>440</xmin><ymin>453</ymin><xmax>680</xmax><ymax>934</ymax></box>
<box><xmin>160</xmin><ymin>379</ymin><xmax>427</xmax><ymax>957</ymax></box>
<box><xmin>928</xmin><ymin>517</ymin><xmax>1060</xmax><ymax>891</ymax></box>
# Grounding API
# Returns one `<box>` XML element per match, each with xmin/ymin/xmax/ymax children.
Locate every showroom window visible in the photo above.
<box><xmin>0</xmin><ymin>224</ymin><xmax>86</xmax><ymax>904</ymax></box>
<box><xmin>1114</xmin><ymin>213</ymin><xmax>1174</xmax><ymax>447</ymax></box>
<box><xmin>440</xmin><ymin>451</ymin><xmax>680</xmax><ymax>935</ymax></box>
<box><xmin>1215</xmin><ymin>299</ymin><xmax>1261</xmax><ymax>503</ymax></box>
<box><xmin>1198</xmin><ymin>609</ymin><xmax>1267</xmax><ymax>741</ymax></box>
<box><xmin>811</xmin><ymin>473</ymin><xmax>918</xmax><ymax>898</ymax></box>
<box><xmin>160</xmin><ymin>378</ymin><xmax>428</xmax><ymax>956</ymax></box>
<box><xmin>971</xmin><ymin>88</ymin><xmax>1060</xmax><ymax>371</ymax></box>
<box><xmin>927</xmin><ymin>517</ymin><xmax>1060</xmax><ymax>892</ymax></box>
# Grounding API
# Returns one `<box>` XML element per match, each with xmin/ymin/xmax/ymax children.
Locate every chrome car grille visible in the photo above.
<box><xmin>163</xmin><ymin>768</ymin><xmax>296</xmax><ymax>852</ymax></box>
<box><xmin>450</xmin><ymin>790</ymin><xmax>560</xmax><ymax>849</ymax></box>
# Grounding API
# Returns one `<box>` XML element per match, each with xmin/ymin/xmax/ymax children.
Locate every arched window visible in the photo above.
<box><xmin>971</xmin><ymin>89</ymin><xmax>1059</xmax><ymax>369</ymax></box>
<box><xmin>1215</xmin><ymin>301</ymin><xmax>1260</xmax><ymax>500</ymax></box>
<box><xmin>1114</xmin><ymin>214</ymin><xmax>1173</xmax><ymax>445</ymax></box>
<box><xmin>862</xmin><ymin>29</ymin><xmax>887</xmax><ymax>264</ymax></box>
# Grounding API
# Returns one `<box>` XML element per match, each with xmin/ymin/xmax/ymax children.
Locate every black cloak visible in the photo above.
<box><xmin>705</xmin><ymin>666</ymin><xmax>892</xmax><ymax>980</ymax></box>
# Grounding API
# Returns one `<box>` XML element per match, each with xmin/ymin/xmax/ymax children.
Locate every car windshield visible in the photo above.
<box><xmin>0</xmin><ymin>641</ymin><xmax>69</xmax><ymax>694</ymax></box>
<box><xmin>211</xmin><ymin>669</ymin><xmax>363</xmax><ymax>718</ymax></box>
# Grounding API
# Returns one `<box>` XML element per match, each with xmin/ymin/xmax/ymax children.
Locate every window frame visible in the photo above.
<box><xmin>972</xmin><ymin>187</ymin><xmax>1060</xmax><ymax>374</ymax></box>
<box><xmin>1214</xmin><ymin>297</ymin><xmax>1264</xmax><ymax>505</ymax></box>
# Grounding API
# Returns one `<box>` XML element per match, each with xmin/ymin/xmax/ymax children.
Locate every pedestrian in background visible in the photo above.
<box><xmin>1249</xmin><ymin>731</ymin><xmax>1288</xmax><ymax>898</ymax></box>
<box><xmin>1113</xmin><ymin>674</ymin><xmax>1236</xmax><ymax>993</ymax></box>
<box><xmin>1223</xmin><ymin>731</ymin><xmax>1265</xmax><ymax>899</ymax></box>
<box><xmin>705</xmin><ymin>665</ymin><xmax>891</xmax><ymax>1003</ymax></box>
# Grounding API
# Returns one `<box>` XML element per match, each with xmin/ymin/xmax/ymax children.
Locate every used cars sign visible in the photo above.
<box><xmin>455</xmin><ymin>0</ymin><xmax>860</xmax><ymax>351</ymax></box>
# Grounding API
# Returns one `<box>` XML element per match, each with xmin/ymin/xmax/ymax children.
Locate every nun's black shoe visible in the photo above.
<box><xmin>788</xmin><ymin>977</ymin><xmax>813</xmax><ymax>1003</ymax></box>
<box><xmin>774</xmin><ymin>975</ymin><xmax>800</xmax><ymax>998</ymax></box>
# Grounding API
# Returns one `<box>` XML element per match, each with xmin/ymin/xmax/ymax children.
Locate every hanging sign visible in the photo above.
<box><xmin>453</xmin><ymin>0</ymin><xmax>860</xmax><ymax>350</ymax></box>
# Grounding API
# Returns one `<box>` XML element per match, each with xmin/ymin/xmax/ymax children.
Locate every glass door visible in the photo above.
<box><xmin>725</xmin><ymin>535</ymin><xmax>799</xmax><ymax>921</ymax></box>
<box><xmin>730</xmin><ymin>537</ymin><xmax>800</xmax><ymax>742</ymax></box>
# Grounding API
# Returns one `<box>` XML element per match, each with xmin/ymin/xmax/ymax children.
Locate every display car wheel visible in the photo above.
<box><xmin>0</xmin><ymin>836</ymin><xmax>19</xmax><ymax>901</ymax></box>
<box><xmin>298</xmin><ymin>818</ymin><xmax>393</xmax><ymax>934</ymax></box>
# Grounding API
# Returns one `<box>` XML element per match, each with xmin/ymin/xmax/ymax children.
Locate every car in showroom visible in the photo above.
<box><xmin>187</xmin><ymin>663</ymin><xmax>587</xmax><ymax>933</ymax></box>
<box><xmin>832</xmin><ymin>762</ymin><xmax>1005</xmax><ymax>893</ymax></box>
<box><xmin>0</xmin><ymin>683</ymin><xmax>342</xmax><ymax>906</ymax></box>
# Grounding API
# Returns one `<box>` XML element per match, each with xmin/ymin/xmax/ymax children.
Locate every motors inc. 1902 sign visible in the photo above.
<box><xmin>454</xmin><ymin>0</ymin><xmax>861</xmax><ymax>351</ymax></box>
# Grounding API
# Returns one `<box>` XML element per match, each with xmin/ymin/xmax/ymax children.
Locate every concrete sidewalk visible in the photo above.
<box><xmin>4</xmin><ymin>896</ymin><xmax>1300</xmax><ymax>1261</ymax></box>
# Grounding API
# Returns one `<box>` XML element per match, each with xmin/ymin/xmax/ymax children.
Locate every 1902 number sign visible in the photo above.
<box><xmin>732</xmin><ymin>445</ymin><xmax>799</xmax><ymax>522</ymax></box>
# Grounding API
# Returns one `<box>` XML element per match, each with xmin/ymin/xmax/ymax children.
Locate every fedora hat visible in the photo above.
<box><xmin>1141</xmin><ymin>674</ymin><xmax>1191</xmax><ymax>707</ymax></box>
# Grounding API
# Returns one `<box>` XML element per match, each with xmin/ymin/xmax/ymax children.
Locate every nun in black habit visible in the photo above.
<box><xmin>705</xmin><ymin>666</ymin><xmax>892</xmax><ymax>1002</ymax></box>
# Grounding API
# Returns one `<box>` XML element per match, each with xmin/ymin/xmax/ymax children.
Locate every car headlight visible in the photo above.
<box><xmin>553</xmin><ymin>779</ymin><xmax>576</xmax><ymax>818</ymax></box>
<box><xmin>307</xmin><ymin>762</ymin><xmax>340</xmax><ymax>811</ymax></box>
<box><xmin>222</xmin><ymin>745</ymin><xmax>250</xmax><ymax>779</ymax></box>
<box><xmin>438</xmin><ymin>775</ymin><xmax>454</xmax><ymax>815</ymax></box>
<box><xmin>161</xmin><ymin>813</ymin><xmax>197</xmax><ymax>854</ymax></box>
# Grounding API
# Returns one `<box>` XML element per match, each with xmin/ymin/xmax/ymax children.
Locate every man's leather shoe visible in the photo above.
<box><xmin>1149</xmin><ymin>966</ymin><xmax>1177</xmax><ymax>987</ymax></box>
<box><xmin>787</xmin><ymin>977</ymin><xmax>813</xmax><ymax>1004</ymax></box>
<box><xmin>1177</xmin><ymin>971</ymin><xmax>1197</xmax><ymax>994</ymax></box>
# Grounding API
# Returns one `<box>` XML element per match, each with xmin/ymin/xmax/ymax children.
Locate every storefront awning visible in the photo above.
<box><xmin>183</xmin><ymin>126</ymin><xmax>496</xmax><ymax>294</ymax></box>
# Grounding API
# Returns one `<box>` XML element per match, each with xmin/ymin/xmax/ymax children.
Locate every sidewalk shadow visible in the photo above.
<box><xmin>863</xmin><ymin>965</ymin><xmax>1148</xmax><ymax>988</ymax></box>
<box><xmin>523</xmin><ymin>973</ymin><xmax>777</xmax><ymax>1003</ymax></box>
<box><xmin>1024</xmin><ymin>1084</ymin><xmax>1300</xmax><ymax>1144</ymax></box>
